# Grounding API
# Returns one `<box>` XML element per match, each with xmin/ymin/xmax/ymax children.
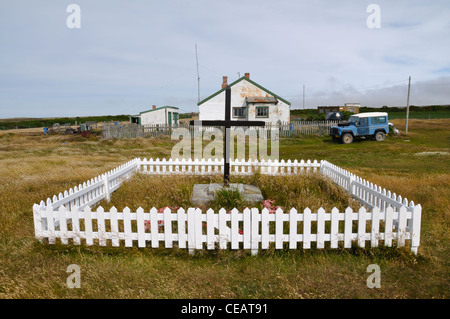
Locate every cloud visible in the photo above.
<box><xmin>0</xmin><ymin>0</ymin><xmax>449</xmax><ymax>118</ymax></box>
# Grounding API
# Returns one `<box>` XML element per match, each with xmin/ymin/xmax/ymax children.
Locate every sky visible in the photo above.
<box><xmin>0</xmin><ymin>0</ymin><xmax>449</xmax><ymax>118</ymax></box>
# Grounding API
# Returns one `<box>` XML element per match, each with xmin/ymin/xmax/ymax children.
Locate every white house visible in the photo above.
<box><xmin>198</xmin><ymin>73</ymin><xmax>290</xmax><ymax>124</ymax></box>
<box><xmin>130</xmin><ymin>105</ymin><xmax>179</xmax><ymax>126</ymax></box>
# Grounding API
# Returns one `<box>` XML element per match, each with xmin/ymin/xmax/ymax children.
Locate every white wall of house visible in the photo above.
<box><xmin>198</xmin><ymin>77</ymin><xmax>290</xmax><ymax>125</ymax></box>
<box><xmin>140</xmin><ymin>107</ymin><xmax>178</xmax><ymax>126</ymax></box>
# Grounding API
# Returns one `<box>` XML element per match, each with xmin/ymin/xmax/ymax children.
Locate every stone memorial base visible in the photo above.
<box><xmin>191</xmin><ymin>183</ymin><xmax>264</xmax><ymax>206</ymax></box>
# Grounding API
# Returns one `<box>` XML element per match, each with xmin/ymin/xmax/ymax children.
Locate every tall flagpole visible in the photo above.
<box><xmin>195</xmin><ymin>43</ymin><xmax>200</xmax><ymax>103</ymax></box>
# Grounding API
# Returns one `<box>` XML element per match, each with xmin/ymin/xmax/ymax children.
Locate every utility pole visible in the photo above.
<box><xmin>405</xmin><ymin>76</ymin><xmax>411</xmax><ymax>134</ymax></box>
<box><xmin>195</xmin><ymin>43</ymin><xmax>200</xmax><ymax>103</ymax></box>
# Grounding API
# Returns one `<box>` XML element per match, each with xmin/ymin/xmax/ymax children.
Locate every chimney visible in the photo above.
<box><xmin>222</xmin><ymin>76</ymin><xmax>228</xmax><ymax>89</ymax></box>
<box><xmin>152</xmin><ymin>105</ymin><xmax>156</xmax><ymax>109</ymax></box>
<box><xmin>244</xmin><ymin>73</ymin><xmax>250</xmax><ymax>79</ymax></box>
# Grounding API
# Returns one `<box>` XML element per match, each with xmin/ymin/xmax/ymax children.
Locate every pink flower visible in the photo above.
<box><xmin>261</xmin><ymin>199</ymin><xmax>280</xmax><ymax>214</ymax></box>
<box><xmin>158</xmin><ymin>206</ymin><xmax>169</xmax><ymax>213</ymax></box>
<box><xmin>238</xmin><ymin>229</ymin><xmax>244</xmax><ymax>235</ymax></box>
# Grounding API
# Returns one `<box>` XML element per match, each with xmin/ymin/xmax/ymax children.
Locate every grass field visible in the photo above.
<box><xmin>0</xmin><ymin>118</ymin><xmax>448</xmax><ymax>299</ymax></box>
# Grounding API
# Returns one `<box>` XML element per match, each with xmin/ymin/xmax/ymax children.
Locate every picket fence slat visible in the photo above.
<box><xmin>251</xmin><ymin>208</ymin><xmax>259</xmax><ymax>255</ymax></box>
<box><xmin>84</xmin><ymin>206</ymin><xmax>93</xmax><ymax>246</ymax></box>
<box><xmin>150</xmin><ymin>207</ymin><xmax>158</xmax><ymax>248</ymax></box>
<box><xmin>207</xmin><ymin>209</ymin><xmax>215</xmax><ymax>250</ymax></box>
<box><xmin>289</xmin><ymin>208</ymin><xmax>297</xmax><ymax>249</ymax></box>
<box><xmin>303</xmin><ymin>208</ymin><xmax>311</xmax><ymax>249</ymax></box>
<box><xmin>59</xmin><ymin>206</ymin><xmax>68</xmax><ymax>245</ymax></box>
<box><xmin>123</xmin><ymin>207</ymin><xmax>132</xmax><ymax>247</ymax></box>
<box><xmin>358</xmin><ymin>207</ymin><xmax>367</xmax><ymax>248</ymax></box>
<box><xmin>344</xmin><ymin>207</ymin><xmax>352</xmax><ymax>248</ymax></box>
<box><xmin>261</xmin><ymin>208</ymin><xmax>270</xmax><ymax>249</ymax></box>
<box><xmin>177</xmin><ymin>208</ymin><xmax>186</xmax><ymax>249</ymax></box>
<box><xmin>243</xmin><ymin>208</ymin><xmax>251</xmax><ymax>250</ymax></box>
<box><xmin>371</xmin><ymin>207</ymin><xmax>380</xmax><ymax>248</ymax></box>
<box><xmin>195</xmin><ymin>208</ymin><xmax>203</xmax><ymax>250</ymax></box>
<box><xmin>187</xmin><ymin>208</ymin><xmax>195</xmax><ymax>254</ymax></box>
<box><xmin>164</xmin><ymin>207</ymin><xmax>173</xmax><ymax>248</ymax></box>
<box><xmin>231</xmin><ymin>208</ymin><xmax>239</xmax><ymax>250</ymax></box>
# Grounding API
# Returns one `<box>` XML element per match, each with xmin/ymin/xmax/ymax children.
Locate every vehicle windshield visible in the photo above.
<box><xmin>348</xmin><ymin>115</ymin><xmax>359</xmax><ymax>124</ymax></box>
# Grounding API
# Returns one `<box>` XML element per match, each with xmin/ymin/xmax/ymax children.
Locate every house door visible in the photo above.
<box><xmin>168</xmin><ymin>112</ymin><xmax>172</xmax><ymax>128</ymax></box>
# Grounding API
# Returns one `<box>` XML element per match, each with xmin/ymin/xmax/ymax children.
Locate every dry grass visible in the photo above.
<box><xmin>94</xmin><ymin>172</ymin><xmax>360</xmax><ymax>213</ymax></box>
<box><xmin>0</xmin><ymin>119</ymin><xmax>448</xmax><ymax>299</ymax></box>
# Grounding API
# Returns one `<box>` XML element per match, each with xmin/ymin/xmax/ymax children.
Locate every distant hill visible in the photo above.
<box><xmin>0</xmin><ymin>115</ymin><xmax>130</xmax><ymax>130</ymax></box>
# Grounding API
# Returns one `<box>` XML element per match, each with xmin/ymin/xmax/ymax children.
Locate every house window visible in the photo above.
<box><xmin>233</xmin><ymin>107</ymin><xmax>246</xmax><ymax>118</ymax></box>
<box><xmin>256</xmin><ymin>106</ymin><xmax>269</xmax><ymax>118</ymax></box>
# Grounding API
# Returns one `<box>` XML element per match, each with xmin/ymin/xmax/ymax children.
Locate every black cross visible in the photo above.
<box><xmin>190</xmin><ymin>86</ymin><xmax>266</xmax><ymax>186</ymax></box>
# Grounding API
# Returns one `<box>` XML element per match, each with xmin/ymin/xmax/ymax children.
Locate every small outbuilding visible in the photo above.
<box><xmin>130</xmin><ymin>105</ymin><xmax>179</xmax><ymax>127</ymax></box>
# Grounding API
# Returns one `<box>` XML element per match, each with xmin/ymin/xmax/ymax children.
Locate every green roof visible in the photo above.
<box><xmin>197</xmin><ymin>76</ymin><xmax>291</xmax><ymax>106</ymax></box>
<box><xmin>139</xmin><ymin>106</ymin><xmax>179</xmax><ymax>115</ymax></box>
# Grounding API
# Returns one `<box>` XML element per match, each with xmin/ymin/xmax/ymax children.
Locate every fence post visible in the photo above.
<box><xmin>104</xmin><ymin>174</ymin><xmax>110</xmax><ymax>202</ymax></box>
<box><xmin>135</xmin><ymin>158</ymin><xmax>141</xmax><ymax>173</ymax></box>
<box><xmin>410</xmin><ymin>205</ymin><xmax>422</xmax><ymax>255</ymax></box>
<box><xmin>33</xmin><ymin>204</ymin><xmax>44</xmax><ymax>242</ymax></box>
<box><xmin>348</xmin><ymin>175</ymin><xmax>355</xmax><ymax>195</ymax></box>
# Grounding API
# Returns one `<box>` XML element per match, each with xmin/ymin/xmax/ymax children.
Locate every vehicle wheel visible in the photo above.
<box><xmin>375</xmin><ymin>131</ymin><xmax>385</xmax><ymax>141</ymax></box>
<box><xmin>341</xmin><ymin>133</ymin><xmax>353</xmax><ymax>144</ymax></box>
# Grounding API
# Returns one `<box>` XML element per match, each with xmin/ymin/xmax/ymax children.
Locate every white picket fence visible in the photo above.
<box><xmin>33</xmin><ymin>157</ymin><xmax>422</xmax><ymax>254</ymax></box>
<box><xmin>321</xmin><ymin>160</ymin><xmax>418</xmax><ymax>211</ymax></box>
<box><xmin>140</xmin><ymin>157</ymin><xmax>320</xmax><ymax>176</ymax></box>
<box><xmin>39</xmin><ymin>158</ymin><xmax>140</xmax><ymax>213</ymax></box>
<box><xmin>32</xmin><ymin>205</ymin><xmax>421</xmax><ymax>255</ymax></box>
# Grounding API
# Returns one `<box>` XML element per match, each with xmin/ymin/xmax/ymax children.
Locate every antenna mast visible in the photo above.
<box><xmin>195</xmin><ymin>43</ymin><xmax>200</xmax><ymax>103</ymax></box>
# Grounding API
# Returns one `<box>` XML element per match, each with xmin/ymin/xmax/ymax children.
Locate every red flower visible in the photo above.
<box><xmin>158</xmin><ymin>206</ymin><xmax>169</xmax><ymax>213</ymax></box>
<box><xmin>261</xmin><ymin>199</ymin><xmax>280</xmax><ymax>214</ymax></box>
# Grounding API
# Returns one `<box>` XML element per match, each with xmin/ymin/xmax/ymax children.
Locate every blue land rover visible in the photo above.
<box><xmin>330</xmin><ymin>112</ymin><xmax>389</xmax><ymax>144</ymax></box>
